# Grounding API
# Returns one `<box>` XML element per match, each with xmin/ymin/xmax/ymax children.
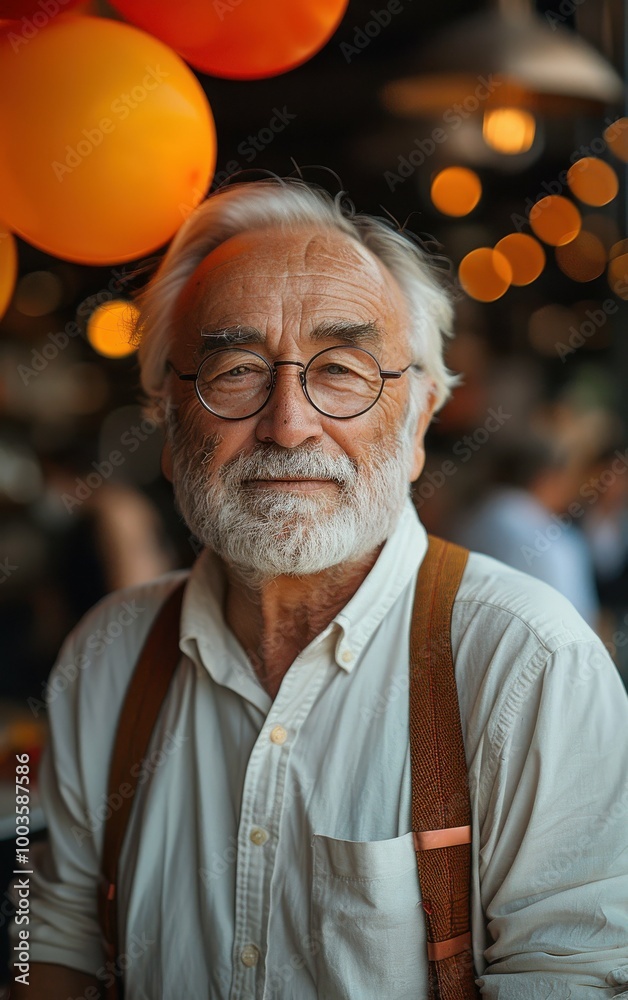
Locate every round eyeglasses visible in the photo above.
<box><xmin>167</xmin><ymin>345</ymin><xmax>416</xmax><ymax>421</ymax></box>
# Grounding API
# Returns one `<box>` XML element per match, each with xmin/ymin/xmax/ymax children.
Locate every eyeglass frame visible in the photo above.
<box><xmin>166</xmin><ymin>344</ymin><xmax>419</xmax><ymax>421</ymax></box>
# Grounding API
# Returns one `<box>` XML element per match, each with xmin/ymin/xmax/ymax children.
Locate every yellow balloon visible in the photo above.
<box><xmin>0</xmin><ymin>16</ymin><xmax>216</xmax><ymax>264</ymax></box>
<box><xmin>0</xmin><ymin>226</ymin><xmax>17</xmax><ymax>321</ymax></box>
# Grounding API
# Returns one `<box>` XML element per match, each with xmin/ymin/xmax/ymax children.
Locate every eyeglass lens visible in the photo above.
<box><xmin>196</xmin><ymin>346</ymin><xmax>383</xmax><ymax>418</ymax></box>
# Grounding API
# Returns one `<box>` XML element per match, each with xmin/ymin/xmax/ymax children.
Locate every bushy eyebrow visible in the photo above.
<box><xmin>308</xmin><ymin>321</ymin><xmax>382</xmax><ymax>346</ymax></box>
<box><xmin>194</xmin><ymin>320</ymin><xmax>382</xmax><ymax>357</ymax></box>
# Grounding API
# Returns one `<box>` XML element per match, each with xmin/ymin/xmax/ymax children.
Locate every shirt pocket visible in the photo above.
<box><xmin>310</xmin><ymin>831</ymin><xmax>428</xmax><ymax>1000</ymax></box>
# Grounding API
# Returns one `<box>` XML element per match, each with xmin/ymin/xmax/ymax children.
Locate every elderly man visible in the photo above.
<box><xmin>11</xmin><ymin>178</ymin><xmax>628</xmax><ymax>999</ymax></box>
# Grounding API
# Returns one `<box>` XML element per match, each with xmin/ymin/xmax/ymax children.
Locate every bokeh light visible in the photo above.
<box><xmin>14</xmin><ymin>270</ymin><xmax>64</xmax><ymax>317</ymax></box>
<box><xmin>87</xmin><ymin>300</ymin><xmax>139</xmax><ymax>359</ymax></box>
<box><xmin>567</xmin><ymin>158</ymin><xmax>619</xmax><ymax>207</ymax></box>
<box><xmin>482</xmin><ymin>108</ymin><xmax>536</xmax><ymax>155</ymax></box>
<box><xmin>494</xmin><ymin>233</ymin><xmax>545</xmax><ymax>286</ymax></box>
<box><xmin>608</xmin><ymin>253</ymin><xmax>628</xmax><ymax>300</ymax></box>
<box><xmin>458</xmin><ymin>248</ymin><xmax>512</xmax><ymax>302</ymax></box>
<box><xmin>431</xmin><ymin>167</ymin><xmax>482</xmax><ymax>217</ymax></box>
<box><xmin>529</xmin><ymin>195</ymin><xmax>581</xmax><ymax>246</ymax></box>
<box><xmin>604</xmin><ymin>118</ymin><xmax>628</xmax><ymax>163</ymax></box>
<box><xmin>582</xmin><ymin>213</ymin><xmax>620</xmax><ymax>252</ymax></box>
<box><xmin>555</xmin><ymin>231</ymin><xmax>606</xmax><ymax>282</ymax></box>
<box><xmin>528</xmin><ymin>304</ymin><xmax>578</xmax><ymax>356</ymax></box>
<box><xmin>610</xmin><ymin>239</ymin><xmax>628</xmax><ymax>260</ymax></box>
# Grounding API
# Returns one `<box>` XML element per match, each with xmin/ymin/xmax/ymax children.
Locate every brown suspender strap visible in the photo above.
<box><xmin>97</xmin><ymin>579</ymin><xmax>187</xmax><ymax>1000</ymax></box>
<box><xmin>410</xmin><ymin>534</ymin><xmax>480</xmax><ymax>1000</ymax></box>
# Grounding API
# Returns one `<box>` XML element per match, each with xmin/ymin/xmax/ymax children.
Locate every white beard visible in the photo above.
<box><xmin>169</xmin><ymin>400</ymin><xmax>421</xmax><ymax>585</ymax></box>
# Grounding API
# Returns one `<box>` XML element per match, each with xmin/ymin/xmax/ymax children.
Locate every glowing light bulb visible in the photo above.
<box><xmin>482</xmin><ymin>107</ymin><xmax>536</xmax><ymax>155</ymax></box>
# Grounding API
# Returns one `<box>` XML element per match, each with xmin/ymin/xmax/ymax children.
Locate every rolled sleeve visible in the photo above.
<box><xmin>476</xmin><ymin>639</ymin><xmax>628</xmax><ymax>997</ymax></box>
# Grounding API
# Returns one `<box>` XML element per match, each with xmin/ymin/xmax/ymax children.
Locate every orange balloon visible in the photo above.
<box><xmin>0</xmin><ymin>16</ymin><xmax>216</xmax><ymax>264</ymax></box>
<box><xmin>110</xmin><ymin>0</ymin><xmax>349</xmax><ymax>79</ymax></box>
<box><xmin>0</xmin><ymin>225</ymin><xmax>18</xmax><ymax>321</ymax></box>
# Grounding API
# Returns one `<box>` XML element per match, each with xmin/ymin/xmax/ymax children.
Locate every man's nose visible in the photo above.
<box><xmin>254</xmin><ymin>363</ymin><xmax>325</xmax><ymax>448</ymax></box>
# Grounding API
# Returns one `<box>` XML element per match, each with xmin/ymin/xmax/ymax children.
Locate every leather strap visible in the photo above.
<box><xmin>98</xmin><ymin>579</ymin><xmax>187</xmax><ymax>1000</ymax></box>
<box><xmin>409</xmin><ymin>535</ymin><xmax>480</xmax><ymax>999</ymax></box>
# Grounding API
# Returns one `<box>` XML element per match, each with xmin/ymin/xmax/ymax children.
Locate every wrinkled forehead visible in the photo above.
<box><xmin>172</xmin><ymin>226</ymin><xmax>412</xmax><ymax>336</ymax></box>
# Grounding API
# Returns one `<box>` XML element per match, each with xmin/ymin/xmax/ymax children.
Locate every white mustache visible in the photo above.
<box><xmin>221</xmin><ymin>447</ymin><xmax>359</xmax><ymax>489</ymax></box>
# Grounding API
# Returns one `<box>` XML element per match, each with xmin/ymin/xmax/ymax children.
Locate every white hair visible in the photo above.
<box><xmin>133</xmin><ymin>177</ymin><xmax>458</xmax><ymax>423</ymax></box>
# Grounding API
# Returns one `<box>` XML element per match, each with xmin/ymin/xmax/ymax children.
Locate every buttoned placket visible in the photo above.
<box><xmin>229</xmin><ymin>629</ymin><xmax>338</xmax><ymax>1000</ymax></box>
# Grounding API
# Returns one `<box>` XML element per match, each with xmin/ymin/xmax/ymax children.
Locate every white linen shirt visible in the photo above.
<box><xmin>12</xmin><ymin>500</ymin><xmax>628</xmax><ymax>999</ymax></box>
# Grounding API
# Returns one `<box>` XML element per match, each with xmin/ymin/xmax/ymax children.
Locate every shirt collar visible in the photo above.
<box><xmin>179</xmin><ymin>497</ymin><xmax>427</xmax><ymax>680</ymax></box>
<box><xmin>331</xmin><ymin>498</ymin><xmax>427</xmax><ymax>671</ymax></box>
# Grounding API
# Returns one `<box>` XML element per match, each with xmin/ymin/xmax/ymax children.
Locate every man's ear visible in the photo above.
<box><xmin>161</xmin><ymin>439</ymin><xmax>173</xmax><ymax>483</ymax></box>
<box><xmin>409</xmin><ymin>383</ymin><xmax>438</xmax><ymax>482</ymax></box>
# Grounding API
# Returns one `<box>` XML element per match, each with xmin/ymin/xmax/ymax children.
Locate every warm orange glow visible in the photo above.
<box><xmin>458</xmin><ymin>248</ymin><xmax>512</xmax><ymax>302</ymax></box>
<box><xmin>494</xmin><ymin>233</ymin><xmax>545</xmax><ymax>286</ymax></box>
<box><xmin>604</xmin><ymin>118</ymin><xmax>628</xmax><ymax>163</ymax></box>
<box><xmin>529</xmin><ymin>195</ymin><xmax>581</xmax><ymax>247</ymax></box>
<box><xmin>555</xmin><ymin>231</ymin><xmax>606</xmax><ymax>282</ymax></box>
<box><xmin>482</xmin><ymin>107</ymin><xmax>536</xmax><ymax>155</ymax></box>
<box><xmin>0</xmin><ymin>225</ymin><xmax>17</xmax><ymax>321</ymax></box>
<box><xmin>528</xmin><ymin>304</ymin><xmax>577</xmax><ymax>356</ymax></box>
<box><xmin>608</xmin><ymin>254</ymin><xmax>628</xmax><ymax>300</ymax></box>
<box><xmin>567</xmin><ymin>158</ymin><xmax>619</xmax><ymax>207</ymax></box>
<box><xmin>430</xmin><ymin>167</ymin><xmax>482</xmax><ymax>217</ymax></box>
<box><xmin>87</xmin><ymin>301</ymin><xmax>139</xmax><ymax>358</ymax></box>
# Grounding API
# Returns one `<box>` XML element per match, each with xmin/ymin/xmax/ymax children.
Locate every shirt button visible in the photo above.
<box><xmin>269</xmin><ymin>724</ymin><xmax>287</xmax><ymax>745</ymax></box>
<box><xmin>341</xmin><ymin>649</ymin><xmax>354</xmax><ymax>663</ymax></box>
<box><xmin>240</xmin><ymin>944</ymin><xmax>260</xmax><ymax>967</ymax></box>
<box><xmin>249</xmin><ymin>826</ymin><xmax>269</xmax><ymax>846</ymax></box>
